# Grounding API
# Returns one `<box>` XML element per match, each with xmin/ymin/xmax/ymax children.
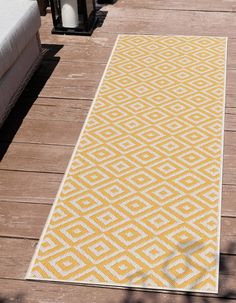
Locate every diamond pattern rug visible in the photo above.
<box><xmin>26</xmin><ymin>35</ymin><xmax>227</xmax><ymax>293</ymax></box>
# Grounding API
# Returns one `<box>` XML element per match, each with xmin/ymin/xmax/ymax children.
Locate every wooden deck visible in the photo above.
<box><xmin>0</xmin><ymin>1</ymin><xmax>236</xmax><ymax>302</ymax></box>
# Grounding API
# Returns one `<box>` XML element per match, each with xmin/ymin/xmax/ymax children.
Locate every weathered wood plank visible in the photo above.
<box><xmin>0</xmin><ymin>202</ymin><xmax>50</xmax><ymax>239</ymax></box>
<box><xmin>226</xmin><ymin>70</ymin><xmax>236</xmax><ymax>96</ymax></box>
<box><xmin>225</xmin><ymin>116</ymin><xmax>236</xmax><ymax>132</ymax></box>
<box><xmin>10</xmin><ymin>103</ymin><xmax>90</xmax><ymax>122</ymax></box>
<box><xmin>97</xmin><ymin>8</ymin><xmax>236</xmax><ymax>38</ymax></box>
<box><xmin>0</xmin><ymin>171</ymin><xmax>62</xmax><ymax>204</ymax></box>
<box><xmin>223</xmin><ymin>185</ymin><xmax>236</xmax><ymax>216</ymax></box>
<box><xmin>224</xmin><ymin>132</ymin><xmax>236</xmax><ymax>145</ymax></box>
<box><xmin>225</xmin><ymin>94</ymin><xmax>236</xmax><ymax>108</ymax></box>
<box><xmin>0</xmin><ymin>143</ymin><xmax>72</xmax><ymax>173</ymax></box>
<box><xmin>223</xmin><ymin>174</ymin><xmax>236</xmax><ymax>186</ymax></box>
<box><xmin>0</xmin><ymin>279</ymin><xmax>235</xmax><ymax>303</ymax></box>
<box><xmin>228</xmin><ymin>39</ymin><xmax>236</xmax><ymax>70</ymax></box>
<box><xmin>0</xmin><ymin>119</ymin><xmax>82</xmax><ymax>145</ymax></box>
<box><xmin>22</xmin><ymin>61</ymin><xmax>102</xmax><ymax>100</ymax></box>
<box><xmin>26</xmin><ymin>83</ymin><xmax>97</xmax><ymax>100</ymax></box>
<box><xmin>116</xmin><ymin>0</ymin><xmax>236</xmax><ymax>12</ymax></box>
<box><xmin>18</xmin><ymin>96</ymin><xmax>93</xmax><ymax>108</ymax></box>
<box><xmin>105</xmin><ymin>6</ymin><xmax>236</xmax><ymax>20</ymax></box>
<box><xmin>0</xmin><ymin>238</ymin><xmax>36</xmax><ymax>279</ymax></box>
<box><xmin>42</xmin><ymin>43</ymin><xmax>112</xmax><ymax>63</ymax></box>
<box><xmin>225</xmin><ymin>95</ymin><xmax>236</xmax><ymax>108</ymax></box>
<box><xmin>35</xmin><ymin>61</ymin><xmax>105</xmax><ymax>82</ymax></box>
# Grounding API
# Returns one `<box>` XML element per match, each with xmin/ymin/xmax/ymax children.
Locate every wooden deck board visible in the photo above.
<box><xmin>0</xmin><ymin>119</ymin><xmax>82</xmax><ymax>145</ymax></box>
<box><xmin>116</xmin><ymin>0</ymin><xmax>236</xmax><ymax>12</ymax></box>
<box><xmin>0</xmin><ymin>170</ymin><xmax>62</xmax><ymax>204</ymax></box>
<box><xmin>0</xmin><ymin>202</ymin><xmax>50</xmax><ymax>239</ymax></box>
<box><xmin>0</xmin><ymin>280</ymin><xmax>235</xmax><ymax>303</ymax></box>
<box><xmin>0</xmin><ymin>143</ymin><xmax>72</xmax><ymax>173</ymax></box>
<box><xmin>20</xmin><ymin>96</ymin><xmax>94</xmax><ymax>107</ymax></box>
<box><xmin>96</xmin><ymin>8</ymin><xmax>236</xmax><ymax>38</ymax></box>
<box><xmin>12</xmin><ymin>103</ymin><xmax>90</xmax><ymax>122</ymax></box>
<box><xmin>0</xmin><ymin>0</ymin><xmax>236</xmax><ymax>302</ymax></box>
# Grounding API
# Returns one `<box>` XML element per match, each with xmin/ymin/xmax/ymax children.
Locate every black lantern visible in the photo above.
<box><xmin>49</xmin><ymin>0</ymin><xmax>97</xmax><ymax>35</ymax></box>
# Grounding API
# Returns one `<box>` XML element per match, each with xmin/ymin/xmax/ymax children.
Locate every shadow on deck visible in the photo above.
<box><xmin>0</xmin><ymin>44</ymin><xmax>62</xmax><ymax>160</ymax></box>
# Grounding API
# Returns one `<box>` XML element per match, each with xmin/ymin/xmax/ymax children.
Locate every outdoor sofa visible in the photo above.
<box><xmin>0</xmin><ymin>0</ymin><xmax>42</xmax><ymax>127</ymax></box>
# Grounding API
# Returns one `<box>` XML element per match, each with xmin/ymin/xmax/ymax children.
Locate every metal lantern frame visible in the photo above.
<box><xmin>49</xmin><ymin>0</ymin><xmax>98</xmax><ymax>35</ymax></box>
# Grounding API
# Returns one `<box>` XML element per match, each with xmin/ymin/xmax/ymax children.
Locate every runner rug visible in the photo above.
<box><xmin>27</xmin><ymin>35</ymin><xmax>227</xmax><ymax>293</ymax></box>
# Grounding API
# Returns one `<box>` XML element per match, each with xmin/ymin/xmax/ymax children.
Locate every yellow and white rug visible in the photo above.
<box><xmin>27</xmin><ymin>35</ymin><xmax>227</xmax><ymax>293</ymax></box>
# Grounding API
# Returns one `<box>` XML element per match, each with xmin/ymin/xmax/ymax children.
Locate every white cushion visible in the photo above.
<box><xmin>0</xmin><ymin>0</ymin><xmax>41</xmax><ymax>79</ymax></box>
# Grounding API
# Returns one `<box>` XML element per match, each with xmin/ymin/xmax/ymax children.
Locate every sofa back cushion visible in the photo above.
<box><xmin>0</xmin><ymin>0</ymin><xmax>41</xmax><ymax>79</ymax></box>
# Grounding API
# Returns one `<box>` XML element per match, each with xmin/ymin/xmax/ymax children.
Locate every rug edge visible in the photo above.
<box><xmin>215</xmin><ymin>35</ymin><xmax>228</xmax><ymax>294</ymax></box>
<box><xmin>25</xmin><ymin>276</ymin><xmax>219</xmax><ymax>294</ymax></box>
<box><xmin>118</xmin><ymin>34</ymin><xmax>228</xmax><ymax>39</ymax></box>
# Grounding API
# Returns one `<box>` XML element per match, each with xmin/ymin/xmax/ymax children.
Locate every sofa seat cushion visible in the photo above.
<box><xmin>0</xmin><ymin>0</ymin><xmax>41</xmax><ymax>79</ymax></box>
